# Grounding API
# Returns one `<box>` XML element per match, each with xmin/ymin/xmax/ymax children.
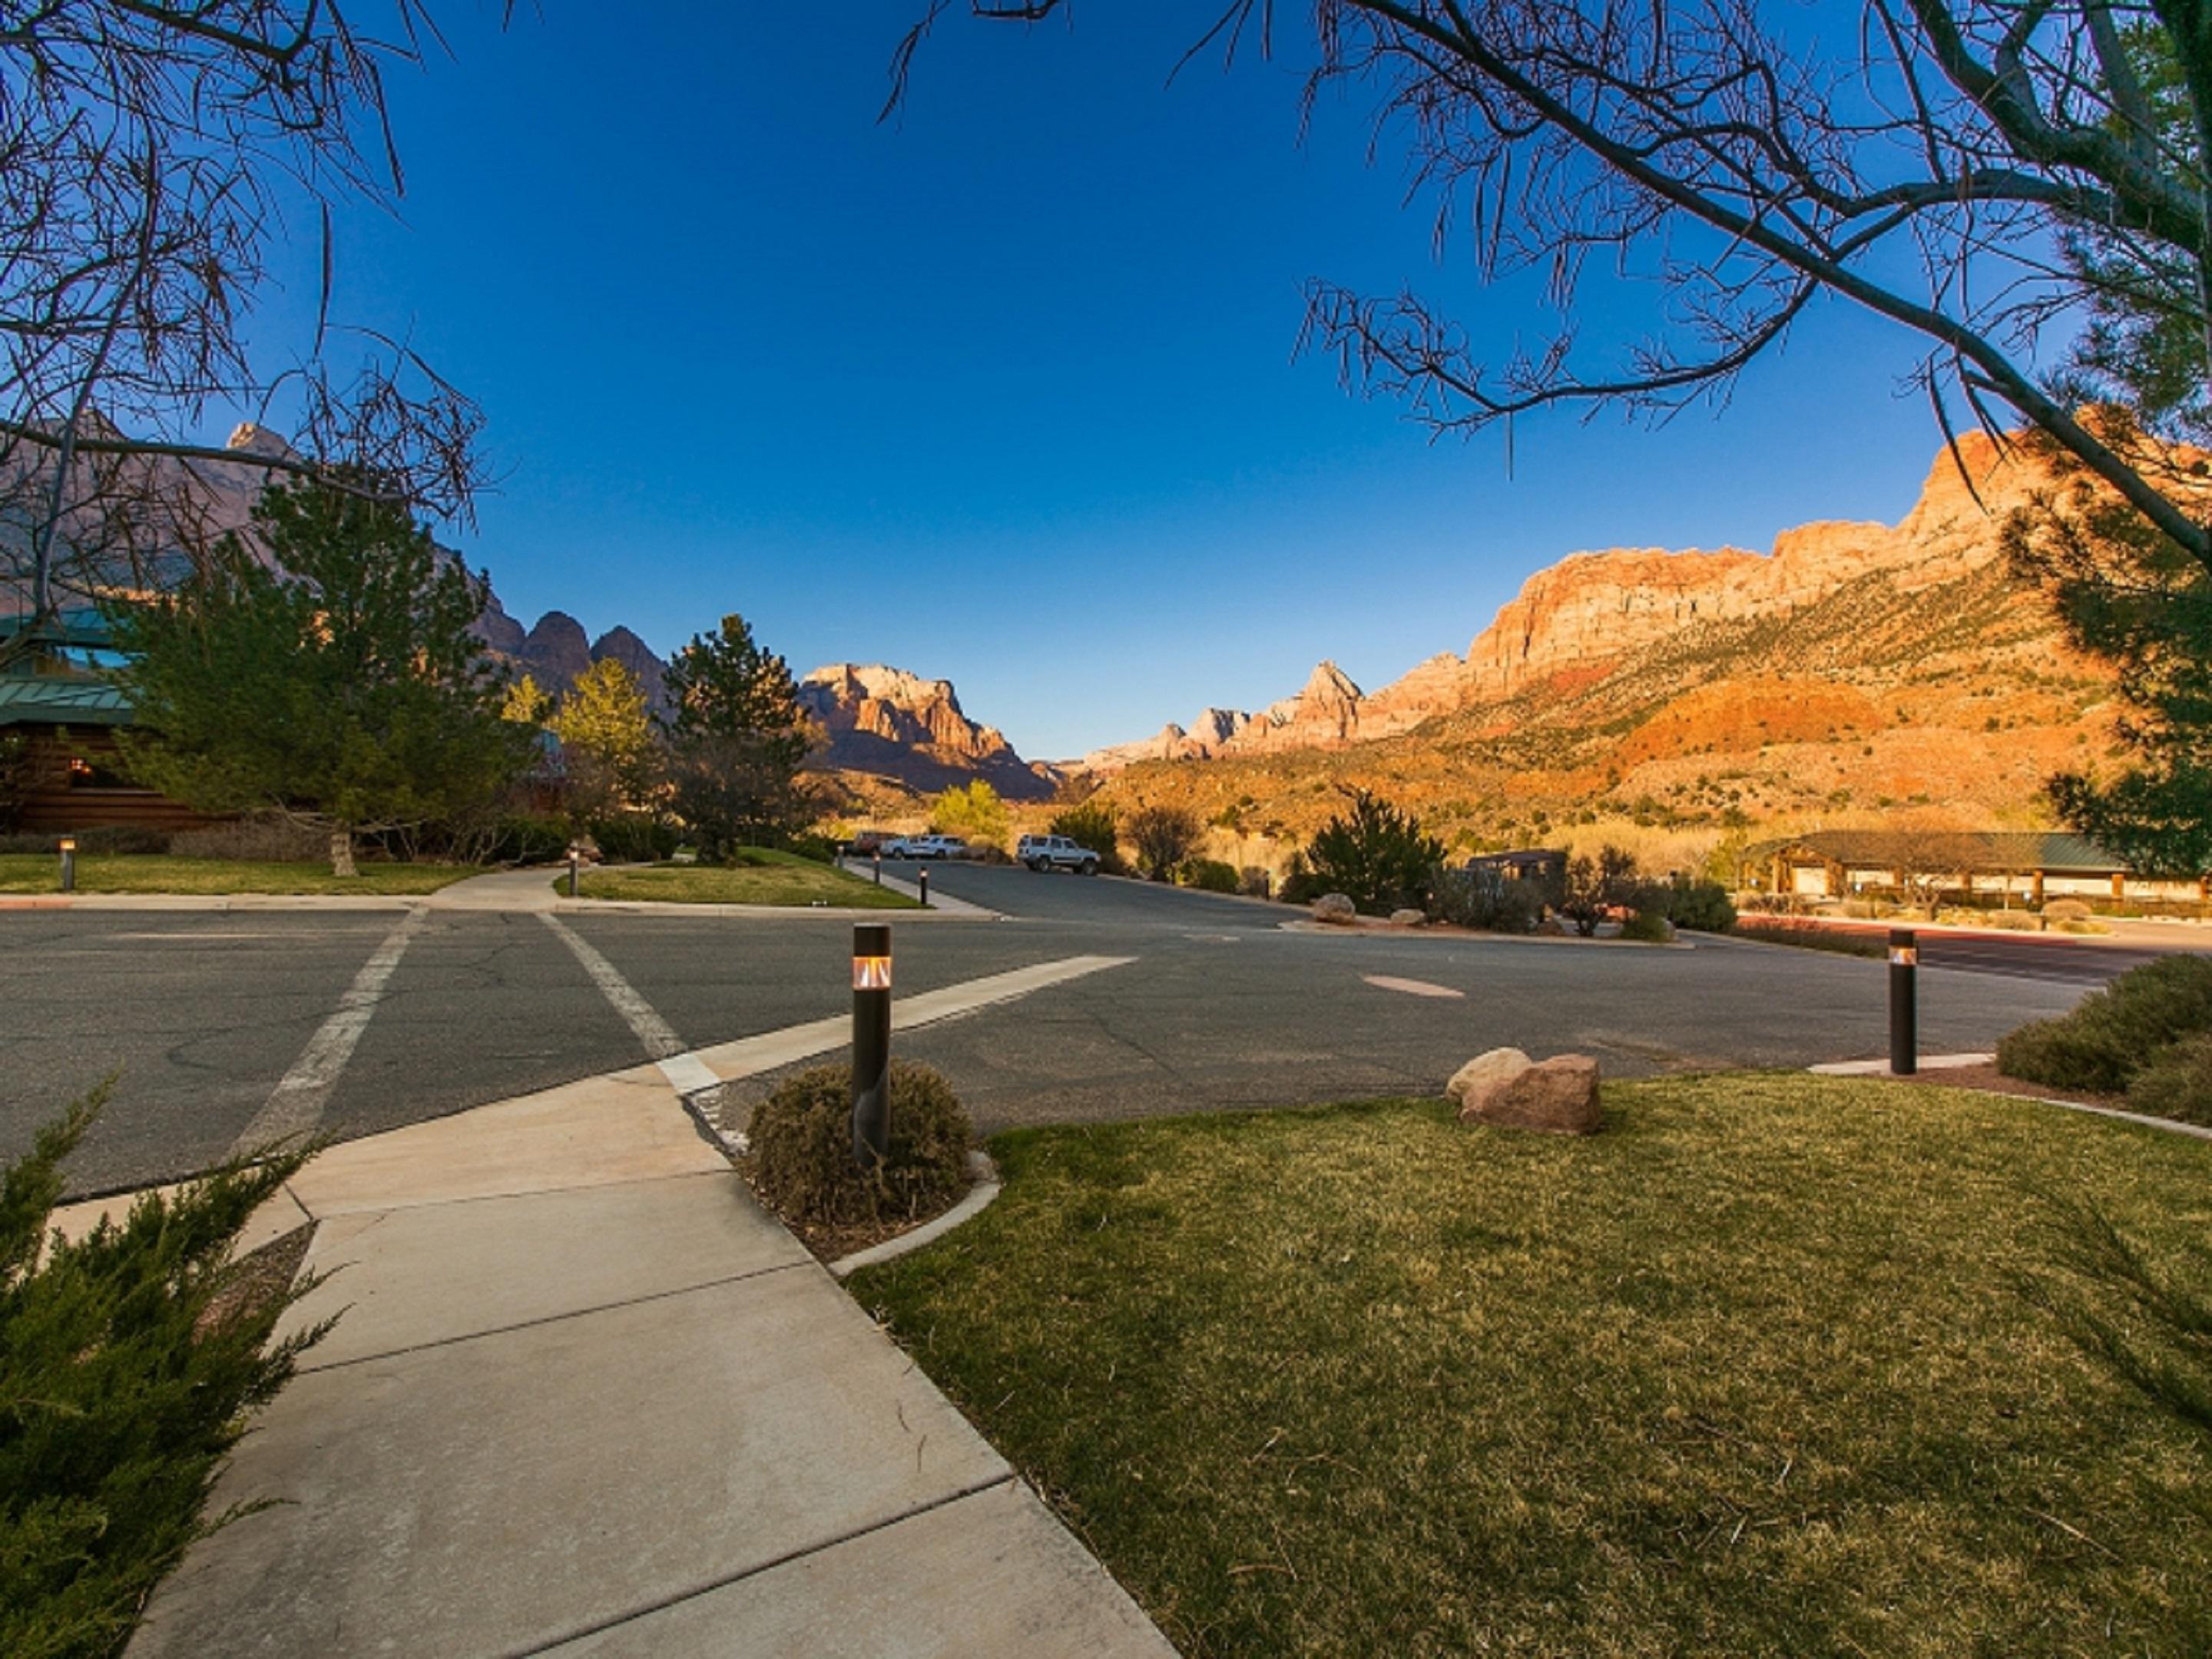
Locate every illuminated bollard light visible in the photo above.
<box><xmin>58</xmin><ymin>836</ymin><xmax>75</xmax><ymax>894</ymax></box>
<box><xmin>851</xmin><ymin>923</ymin><xmax>892</xmax><ymax>1168</ymax></box>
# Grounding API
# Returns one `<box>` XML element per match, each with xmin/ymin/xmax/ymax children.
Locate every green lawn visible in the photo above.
<box><xmin>0</xmin><ymin>854</ymin><xmax>472</xmax><ymax>896</ymax></box>
<box><xmin>571</xmin><ymin>848</ymin><xmax>919</xmax><ymax>908</ymax></box>
<box><xmin>851</xmin><ymin>1076</ymin><xmax>2212</xmax><ymax>1657</ymax></box>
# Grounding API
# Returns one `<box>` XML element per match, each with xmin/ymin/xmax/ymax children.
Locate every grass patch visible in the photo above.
<box><xmin>574</xmin><ymin>847</ymin><xmax>919</xmax><ymax>909</ymax></box>
<box><xmin>851</xmin><ymin>1076</ymin><xmax>2212</xmax><ymax>1657</ymax></box>
<box><xmin>0</xmin><ymin>854</ymin><xmax>472</xmax><ymax>896</ymax></box>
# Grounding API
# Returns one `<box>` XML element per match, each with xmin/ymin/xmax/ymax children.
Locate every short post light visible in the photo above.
<box><xmin>872</xmin><ymin>851</ymin><xmax>882</xmax><ymax>886</ymax></box>
<box><xmin>918</xmin><ymin>866</ymin><xmax>929</xmax><ymax>907</ymax></box>
<box><xmin>1888</xmin><ymin>928</ymin><xmax>1918</xmax><ymax>1076</ymax></box>
<box><xmin>850</xmin><ymin>923</ymin><xmax>893</xmax><ymax>1167</ymax></box>
<box><xmin>567</xmin><ymin>847</ymin><xmax>581</xmax><ymax>899</ymax></box>
<box><xmin>58</xmin><ymin>836</ymin><xmax>76</xmax><ymax>894</ymax></box>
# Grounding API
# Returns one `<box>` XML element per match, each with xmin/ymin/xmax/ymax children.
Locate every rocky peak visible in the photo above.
<box><xmin>589</xmin><ymin>625</ymin><xmax>669</xmax><ymax>710</ymax></box>
<box><xmin>519</xmin><ymin>610</ymin><xmax>594</xmax><ymax>690</ymax></box>
<box><xmin>799</xmin><ymin>661</ymin><xmax>1055</xmax><ymax>801</ymax></box>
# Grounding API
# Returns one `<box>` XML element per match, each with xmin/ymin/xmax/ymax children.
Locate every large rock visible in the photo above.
<box><xmin>1447</xmin><ymin>1048</ymin><xmax>1532</xmax><ymax>1113</ymax></box>
<box><xmin>1461</xmin><ymin>1054</ymin><xmax>1604</xmax><ymax>1134</ymax></box>
<box><xmin>1311</xmin><ymin>892</ymin><xmax>1356</xmax><ymax>925</ymax></box>
<box><xmin>1389</xmin><ymin>908</ymin><xmax>1427</xmax><ymax>927</ymax></box>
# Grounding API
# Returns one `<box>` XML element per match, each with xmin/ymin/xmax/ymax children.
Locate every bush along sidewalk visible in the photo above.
<box><xmin>1</xmin><ymin>1090</ymin><xmax>329</xmax><ymax>1659</ymax></box>
<box><xmin>743</xmin><ymin>1061</ymin><xmax>972</xmax><ymax>1260</ymax></box>
<box><xmin>1998</xmin><ymin>955</ymin><xmax>2212</xmax><ymax>1122</ymax></box>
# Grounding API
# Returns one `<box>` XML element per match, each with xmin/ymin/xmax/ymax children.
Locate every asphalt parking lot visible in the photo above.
<box><xmin>2</xmin><ymin>862</ymin><xmax>2101</xmax><ymax>1194</ymax></box>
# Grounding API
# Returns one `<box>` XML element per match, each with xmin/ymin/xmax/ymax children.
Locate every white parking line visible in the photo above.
<box><xmin>1362</xmin><ymin>974</ymin><xmax>1464</xmax><ymax>999</ymax></box>
<box><xmin>539</xmin><ymin>913</ymin><xmax>686</xmax><ymax>1061</ymax></box>
<box><xmin>680</xmin><ymin>954</ymin><xmax>1139</xmax><ymax>1085</ymax></box>
<box><xmin>227</xmin><ymin>908</ymin><xmax>429</xmax><ymax>1158</ymax></box>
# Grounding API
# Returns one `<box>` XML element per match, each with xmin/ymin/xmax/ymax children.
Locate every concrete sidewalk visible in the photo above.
<box><xmin>120</xmin><ymin>1066</ymin><xmax>1174</xmax><ymax>1657</ymax></box>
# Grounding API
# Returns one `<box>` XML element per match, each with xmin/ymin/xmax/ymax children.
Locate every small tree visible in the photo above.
<box><xmin>550</xmin><ymin>657</ymin><xmax>657</xmax><ymax>825</ymax></box>
<box><xmin>1050</xmin><ymin>800</ymin><xmax>1122</xmax><ymax>873</ymax></box>
<box><xmin>661</xmin><ymin>614</ymin><xmax>813</xmax><ymax>859</ymax></box>
<box><xmin>501</xmin><ymin>673</ymin><xmax>553</xmax><ymax>728</ymax></box>
<box><xmin>1303</xmin><ymin>788</ymin><xmax>1445</xmax><ymax>916</ymax></box>
<box><xmin>1561</xmin><ymin>845</ymin><xmax>1645</xmax><ymax>937</ymax></box>
<box><xmin>108</xmin><ymin>482</ymin><xmax>532</xmax><ymax>876</ymax></box>
<box><xmin>1125</xmin><ymin>803</ymin><xmax>1201</xmax><ymax>882</ymax></box>
<box><xmin>930</xmin><ymin>780</ymin><xmax>1008</xmax><ymax>849</ymax></box>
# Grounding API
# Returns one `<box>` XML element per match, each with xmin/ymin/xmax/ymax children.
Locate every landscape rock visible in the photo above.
<box><xmin>1311</xmin><ymin>893</ymin><xmax>1357</xmax><ymax>925</ymax></box>
<box><xmin>1462</xmin><ymin>1054</ymin><xmax>1604</xmax><ymax>1134</ymax></box>
<box><xmin>1447</xmin><ymin>1048</ymin><xmax>1532</xmax><ymax>1114</ymax></box>
<box><xmin>1389</xmin><ymin>908</ymin><xmax>1428</xmax><ymax>927</ymax></box>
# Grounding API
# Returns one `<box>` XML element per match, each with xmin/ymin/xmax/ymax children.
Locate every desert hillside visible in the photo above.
<box><xmin>1079</xmin><ymin>432</ymin><xmax>2122</xmax><ymax>866</ymax></box>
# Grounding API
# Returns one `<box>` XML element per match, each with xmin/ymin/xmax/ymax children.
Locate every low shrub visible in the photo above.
<box><xmin>1998</xmin><ymin>955</ymin><xmax>2212</xmax><ymax>1096</ymax></box>
<box><xmin>1429</xmin><ymin>867</ymin><xmax>1545</xmax><ymax>933</ymax></box>
<box><xmin>1</xmin><ymin>1088</ymin><xmax>326</xmax><ymax>1659</ymax></box>
<box><xmin>168</xmin><ymin>816</ymin><xmax>326</xmax><ymax>862</ymax></box>
<box><xmin>1181</xmin><ymin>858</ymin><xmax>1240</xmax><ymax>893</ymax></box>
<box><xmin>1238</xmin><ymin>866</ymin><xmax>1273</xmax><ymax>899</ymax></box>
<box><xmin>589</xmin><ymin>814</ymin><xmax>681</xmax><ymax>865</ymax></box>
<box><xmin>747</xmin><ymin>1061</ymin><xmax>972</xmax><ymax>1229</ymax></box>
<box><xmin>0</xmin><ymin>825</ymin><xmax>173</xmax><ymax>856</ymax></box>
<box><xmin>786</xmin><ymin>831</ymin><xmax>845</xmax><ymax>864</ymax></box>
<box><xmin>1618</xmin><ymin>908</ymin><xmax>1674</xmax><ymax>942</ymax></box>
<box><xmin>2044</xmin><ymin>898</ymin><xmax>2096</xmax><ymax>922</ymax></box>
<box><xmin>1944</xmin><ymin>906</ymin><xmax>2038</xmax><ymax>930</ymax></box>
<box><xmin>2124</xmin><ymin>1034</ymin><xmax>2212</xmax><ymax>1126</ymax></box>
<box><xmin>1278</xmin><ymin>851</ymin><xmax>1323</xmax><ymax>906</ymax></box>
<box><xmin>1656</xmin><ymin>873</ymin><xmax>1736</xmax><ymax>932</ymax></box>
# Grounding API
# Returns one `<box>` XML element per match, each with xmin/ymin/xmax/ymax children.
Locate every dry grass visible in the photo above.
<box><xmin>852</xmin><ymin>1075</ymin><xmax>2212</xmax><ymax>1657</ymax></box>
<box><xmin>0</xmin><ymin>854</ymin><xmax>472</xmax><ymax>895</ymax></box>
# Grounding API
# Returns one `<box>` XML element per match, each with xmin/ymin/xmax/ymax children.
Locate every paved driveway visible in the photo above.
<box><xmin>3</xmin><ymin>865</ymin><xmax>2099</xmax><ymax>1194</ymax></box>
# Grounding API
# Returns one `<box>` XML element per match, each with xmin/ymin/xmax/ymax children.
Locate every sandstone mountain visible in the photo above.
<box><xmin>1084</xmin><ymin>431</ymin><xmax>2124</xmax><ymax>857</ymax></box>
<box><xmin>798</xmin><ymin>664</ymin><xmax>1058</xmax><ymax>802</ymax></box>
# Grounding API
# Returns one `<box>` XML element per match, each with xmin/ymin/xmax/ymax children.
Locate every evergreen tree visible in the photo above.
<box><xmin>660</xmin><ymin>614</ymin><xmax>813</xmax><ymax>856</ymax></box>
<box><xmin>108</xmin><ymin>482</ymin><xmax>531</xmax><ymax>876</ymax></box>
<box><xmin>1304</xmin><ymin>789</ymin><xmax>1445</xmax><ymax>915</ymax></box>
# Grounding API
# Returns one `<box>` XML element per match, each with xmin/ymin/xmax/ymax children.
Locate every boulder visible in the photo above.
<box><xmin>1447</xmin><ymin>1048</ymin><xmax>1532</xmax><ymax>1114</ymax></box>
<box><xmin>1312</xmin><ymin>893</ymin><xmax>1357</xmax><ymax>925</ymax></box>
<box><xmin>1462</xmin><ymin>1054</ymin><xmax>1604</xmax><ymax>1134</ymax></box>
<box><xmin>1389</xmin><ymin>908</ymin><xmax>1428</xmax><ymax>927</ymax></box>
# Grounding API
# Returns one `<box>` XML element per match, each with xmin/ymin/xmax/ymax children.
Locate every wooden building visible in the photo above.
<box><xmin>0</xmin><ymin>612</ymin><xmax>210</xmax><ymax>836</ymax></box>
<box><xmin>1743</xmin><ymin>830</ymin><xmax>2207</xmax><ymax>907</ymax></box>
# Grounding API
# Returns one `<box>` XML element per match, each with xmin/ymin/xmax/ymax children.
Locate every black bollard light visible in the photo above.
<box><xmin>568</xmin><ymin>849</ymin><xmax>581</xmax><ymax>898</ymax></box>
<box><xmin>919</xmin><ymin>866</ymin><xmax>929</xmax><ymax>906</ymax></box>
<box><xmin>57</xmin><ymin>836</ymin><xmax>75</xmax><ymax>894</ymax></box>
<box><xmin>850</xmin><ymin>923</ymin><xmax>892</xmax><ymax>1168</ymax></box>
<box><xmin>1888</xmin><ymin>927</ymin><xmax>1918</xmax><ymax>1076</ymax></box>
<box><xmin>873</xmin><ymin>852</ymin><xmax>882</xmax><ymax>886</ymax></box>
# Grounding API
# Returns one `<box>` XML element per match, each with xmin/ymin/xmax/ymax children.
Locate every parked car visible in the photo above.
<box><xmin>892</xmin><ymin>834</ymin><xmax>969</xmax><ymax>860</ymax></box>
<box><xmin>844</xmin><ymin>830</ymin><xmax>894</xmax><ymax>857</ymax></box>
<box><xmin>1019</xmin><ymin>834</ymin><xmax>1101</xmax><ymax>875</ymax></box>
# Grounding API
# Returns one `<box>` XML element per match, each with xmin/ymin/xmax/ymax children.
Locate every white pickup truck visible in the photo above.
<box><xmin>1018</xmin><ymin>834</ymin><xmax>1101</xmax><ymax>875</ymax></box>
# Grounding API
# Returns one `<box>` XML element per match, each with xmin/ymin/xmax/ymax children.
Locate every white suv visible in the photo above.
<box><xmin>891</xmin><ymin>834</ymin><xmax>967</xmax><ymax>860</ymax></box>
<box><xmin>1019</xmin><ymin>834</ymin><xmax>1101</xmax><ymax>875</ymax></box>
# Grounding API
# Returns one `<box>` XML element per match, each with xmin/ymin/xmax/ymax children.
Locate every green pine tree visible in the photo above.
<box><xmin>106</xmin><ymin>481</ymin><xmax>533</xmax><ymax>875</ymax></box>
<box><xmin>660</xmin><ymin>614</ymin><xmax>814</xmax><ymax>857</ymax></box>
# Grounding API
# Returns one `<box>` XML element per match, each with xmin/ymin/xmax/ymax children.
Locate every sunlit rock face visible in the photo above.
<box><xmin>797</xmin><ymin>663</ymin><xmax>1058</xmax><ymax>800</ymax></box>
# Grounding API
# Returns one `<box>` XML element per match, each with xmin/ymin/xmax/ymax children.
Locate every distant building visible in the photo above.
<box><xmin>0</xmin><ymin>611</ymin><xmax>209</xmax><ymax>836</ymax></box>
<box><xmin>1743</xmin><ymin>830</ymin><xmax>2207</xmax><ymax>906</ymax></box>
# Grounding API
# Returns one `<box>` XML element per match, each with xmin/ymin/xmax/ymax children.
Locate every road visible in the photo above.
<box><xmin>0</xmin><ymin>861</ymin><xmax>2134</xmax><ymax>1195</ymax></box>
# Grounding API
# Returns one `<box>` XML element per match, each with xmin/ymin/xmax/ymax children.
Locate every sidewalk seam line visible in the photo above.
<box><xmin>507</xmin><ymin>1475</ymin><xmax>1020</xmax><ymax>1655</ymax></box>
<box><xmin>296</xmin><ymin>1259</ymin><xmax>808</xmax><ymax>1374</ymax></box>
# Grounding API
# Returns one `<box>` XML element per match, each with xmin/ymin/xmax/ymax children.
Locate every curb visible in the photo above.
<box><xmin>1806</xmin><ymin>1060</ymin><xmax>2212</xmax><ymax>1142</ymax></box>
<box><xmin>830</xmin><ymin>1150</ymin><xmax>1003</xmax><ymax>1277</ymax></box>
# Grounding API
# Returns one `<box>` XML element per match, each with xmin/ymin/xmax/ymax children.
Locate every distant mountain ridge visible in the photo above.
<box><xmin>1075</xmin><ymin>431</ymin><xmax>2129</xmax><ymax>849</ymax></box>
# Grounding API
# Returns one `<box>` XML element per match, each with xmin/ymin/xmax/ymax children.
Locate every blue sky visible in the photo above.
<box><xmin>284</xmin><ymin>3</ymin><xmax>1953</xmax><ymax>760</ymax></box>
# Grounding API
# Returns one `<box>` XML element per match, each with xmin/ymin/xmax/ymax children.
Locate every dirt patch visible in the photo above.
<box><xmin>197</xmin><ymin>1220</ymin><xmax>316</xmax><ymax>1338</ymax></box>
<box><xmin>732</xmin><ymin>1154</ymin><xmax>964</xmax><ymax>1266</ymax></box>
